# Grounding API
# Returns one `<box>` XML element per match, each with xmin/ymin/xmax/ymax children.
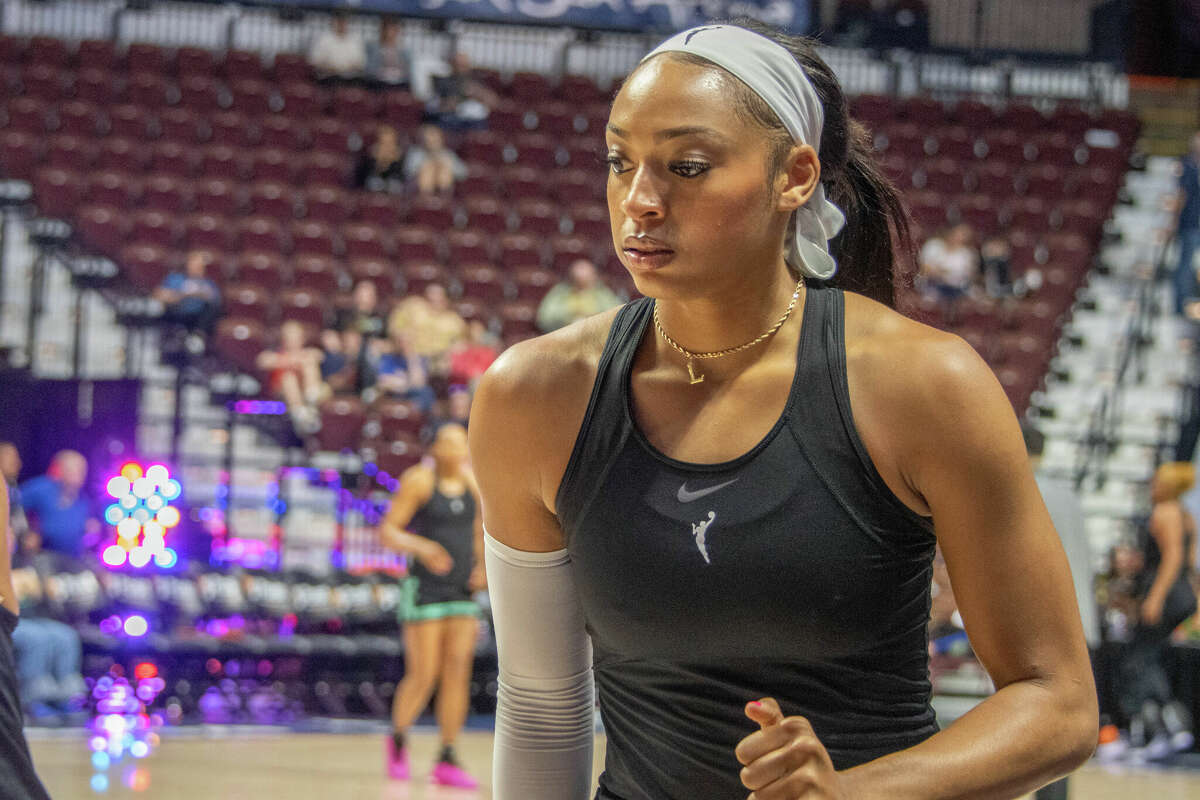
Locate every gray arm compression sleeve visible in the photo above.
<box><xmin>484</xmin><ymin>532</ymin><xmax>594</xmax><ymax>800</ymax></box>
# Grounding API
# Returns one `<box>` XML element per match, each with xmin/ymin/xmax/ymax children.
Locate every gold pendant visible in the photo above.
<box><xmin>687</xmin><ymin>359</ymin><xmax>704</xmax><ymax>385</ymax></box>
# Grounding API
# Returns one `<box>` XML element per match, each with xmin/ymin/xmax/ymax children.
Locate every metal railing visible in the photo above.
<box><xmin>0</xmin><ymin>0</ymin><xmax>1132</xmax><ymax>107</ymax></box>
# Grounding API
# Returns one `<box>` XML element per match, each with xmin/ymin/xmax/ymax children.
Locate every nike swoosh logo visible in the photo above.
<box><xmin>677</xmin><ymin>479</ymin><xmax>738</xmax><ymax>503</ymax></box>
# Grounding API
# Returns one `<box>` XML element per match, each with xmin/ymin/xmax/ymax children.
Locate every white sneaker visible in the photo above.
<box><xmin>1095</xmin><ymin>737</ymin><xmax>1129</xmax><ymax>763</ymax></box>
<box><xmin>1130</xmin><ymin>733</ymin><xmax>1172</xmax><ymax>763</ymax></box>
<box><xmin>1171</xmin><ymin>730</ymin><xmax>1194</xmax><ymax>753</ymax></box>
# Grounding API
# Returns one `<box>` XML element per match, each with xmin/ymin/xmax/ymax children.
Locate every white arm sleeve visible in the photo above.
<box><xmin>484</xmin><ymin>532</ymin><xmax>594</xmax><ymax>800</ymax></box>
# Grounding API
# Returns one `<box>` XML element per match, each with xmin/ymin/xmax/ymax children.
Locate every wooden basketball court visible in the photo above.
<box><xmin>25</xmin><ymin>728</ymin><xmax>1200</xmax><ymax>799</ymax></box>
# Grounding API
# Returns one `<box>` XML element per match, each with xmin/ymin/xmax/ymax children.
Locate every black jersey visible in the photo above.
<box><xmin>0</xmin><ymin>608</ymin><xmax>51</xmax><ymax>800</ymax></box>
<box><xmin>408</xmin><ymin>484</ymin><xmax>476</xmax><ymax>603</ymax></box>
<box><xmin>556</xmin><ymin>286</ymin><xmax>939</xmax><ymax>800</ymax></box>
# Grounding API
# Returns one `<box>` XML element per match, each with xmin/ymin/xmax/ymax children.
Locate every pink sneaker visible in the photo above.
<box><xmin>431</xmin><ymin>760</ymin><xmax>478</xmax><ymax>789</ymax></box>
<box><xmin>386</xmin><ymin>737</ymin><xmax>410</xmax><ymax>780</ymax></box>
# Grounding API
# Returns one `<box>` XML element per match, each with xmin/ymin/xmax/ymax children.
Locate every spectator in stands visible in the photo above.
<box><xmin>429</xmin><ymin>53</ymin><xmax>498</xmax><ymax>131</ymax></box>
<box><xmin>153</xmin><ymin>250</ymin><xmax>221</xmax><ymax>336</ymax></box>
<box><xmin>335</xmin><ymin>280</ymin><xmax>389</xmax><ymax>394</ymax></box>
<box><xmin>9</xmin><ymin>532</ymin><xmax>86</xmax><ymax>719</ymax></box>
<box><xmin>919</xmin><ymin>224</ymin><xmax>978</xmax><ymax>306</ymax></box>
<box><xmin>0</xmin><ymin>444</ymin><xmax>25</xmax><ymax>542</ymax></box>
<box><xmin>257</xmin><ymin>320</ymin><xmax>326</xmax><ymax>435</ymax></box>
<box><xmin>535</xmin><ymin>258</ymin><xmax>623</xmax><ymax>333</ymax></box>
<box><xmin>18</xmin><ymin>451</ymin><xmax>96</xmax><ymax>559</ymax></box>
<box><xmin>377</xmin><ymin>330</ymin><xmax>435</xmax><ymax>413</ymax></box>
<box><xmin>404</xmin><ymin>124</ymin><xmax>466</xmax><ymax>196</ymax></box>
<box><xmin>1114</xmin><ymin>462</ymin><xmax>1196</xmax><ymax>760</ymax></box>
<box><xmin>354</xmin><ymin>125</ymin><xmax>406</xmax><ymax>194</ymax></box>
<box><xmin>319</xmin><ymin>329</ymin><xmax>358</xmax><ymax>396</ymax></box>
<box><xmin>431</xmin><ymin>386</ymin><xmax>473</xmax><ymax>434</ymax></box>
<box><xmin>1173</xmin><ymin>131</ymin><xmax>1200</xmax><ymax>315</ymax></box>
<box><xmin>308</xmin><ymin>12</ymin><xmax>366</xmax><ymax>79</ymax></box>
<box><xmin>388</xmin><ymin>284</ymin><xmax>467</xmax><ymax>372</ymax></box>
<box><xmin>0</xmin><ymin>485</ymin><xmax>53</xmax><ymax>798</ymax></box>
<box><xmin>447</xmin><ymin>320</ymin><xmax>500</xmax><ymax>387</ymax></box>
<box><xmin>366</xmin><ymin>17</ymin><xmax>411</xmax><ymax>88</ymax></box>
<box><xmin>980</xmin><ymin>234</ymin><xmax>1016</xmax><ymax>299</ymax></box>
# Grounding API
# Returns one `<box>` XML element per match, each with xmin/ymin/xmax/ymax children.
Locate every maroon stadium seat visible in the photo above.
<box><xmin>20</xmin><ymin>64</ymin><xmax>69</xmax><ymax>100</ymax></box>
<box><xmin>232</xmin><ymin>250</ymin><xmax>288</xmax><ymax>291</ymax></box>
<box><xmin>127</xmin><ymin>43</ymin><xmax>170</xmax><ymax>75</ymax></box>
<box><xmin>445</xmin><ymin>229</ymin><xmax>492</xmax><ymax>264</ymax></box>
<box><xmin>107</xmin><ymin>104</ymin><xmax>153</xmax><ymax>139</ymax></box>
<box><xmin>183</xmin><ymin>211</ymin><xmax>233</xmax><ymax>252</ymax></box>
<box><xmin>549</xmin><ymin>234</ymin><xmax>595</xmax><ymax>271</ymax></box>
<box><xmin>33</xmin><ymin>166</ymin><xmax>83</xmax><ymax>218</ymax></box>
<box><xmin>393</xmin><ymin>225</ymin><xmax>439</xmax><ymax>262</ymax></box>
<box><xmin>176</xmin><ymin>46</ymin><xmax>217</xmax><ymax>78</ymax></box>
<box><xmin>260</xmin><ymin>114</ymin><xmax>310</xmax><ymax>151</ymax></box>
<box><xmin>141</xmin><ymin>173</ymin><xmax>193</xmax><ymax>214</ymax></box>
<box><xmin>125</xmin><ymin>72</ymin><xmax>171</xmax><ymax>108</ymax></box>
<box><xmin>236</xmin><ymin>215</ymin><xmax>288</xmax><ymax>253</ymax></box>
<box><xmin>44</xmin><ymin>134</ymin><xmax>96</xmax><ymax>170</ymax></box>
<box><xmin>381</xmin><ymin>89</ymin><xmax>423</xmax><ymax>131</ymax></box>
<box><xmin>370</xmin><ymin>398</ymin><xmax>425</xmax><ymax>439</ymax></box>
<box><xmin>316</xmin><ymin>396</ymin><xmax>366</xmax><ymax>452</ymax></box>
<box><xmin>4</xmin><ymin>97</ymin><xmax>50</xmax><ymax>134</ymax></box>
<box><xmin>292</xmin><ymin>254</ymin><xmax>342</xmax><ymax>295</ymax></box>
<box><xmin>355</xmin><ymin>191</ymin><xmax>403</xmax><ymax>227</ymax></box>
<box><xmin>348</xmin><ymin>256</ymin><xmax>397</xmax><ymax>296</ymax></box>
<box><xmin>272</xmin><ymin>53</ymin><xmax>311</xmax><ymax>84</ymax></box>
<box><xmin>401</xmin><ymin>261</ymin><xmax>447</xmax><ymax>295</ymax></box>
<box><xmin>76</xmin><ymin>204</ymin><xmax>128</xmax><ymax>257</ymax></box>
<box><xmin>229</xmin><ymin>78</ymin><xmax>274</xmax><ymax>116</ymax></box>
<box><xmin>458</xmin><ymin>263</ymin><xmax>509</xmax><ymax>302</ymax></box>
<box><xmin>280</xmin><ymin>287</ymin><xmax>327</xmax><ymax>328</ymax></box>
<box><xmin>75</xmin><ymin>68</ymin><xmax>118</xmax><ymax>105</ymax></box>
<box><xmin>498</xmin><ymin>232</ymin><xmax>543</xmax><ymax>269</ymax></box>
<box><xmin>409</xmin><ymin>194</ymin><xmax>455</xmax><ymax>230</ymax></box>
<box><xmin>342</xmin><ymin>222</ymin><xmax>393</xmax><ymax>260</ymax></box>
<box><xmin>514</xmin><ymin>197</ymin><xmax>561</xmax><ymax>236</ymax></box>
<box><xmin>513</xmin><ymin>266</ymin><xmax>556</xmax><ymax>301</ymax></box>
<box><xmin>330</xmin><ymin>85</ymin><xmax>381</xmax><ymax>123</ymax></box>
<box><xmin>86</xmin><ymin>170</ymin><xmax>141</xmax><ymax>208</ymax></box>
<box><xmin>223</xmin><ymin>50</ymin><xmax>266</xmax><ymax>82</ymax></box>
<box><xmin>224</xmin><ymin>282</ymin><xmax>274</xmax><ymax>323</ymax></box>
<box><xmin>27</xmin><ymin>36</ymin><xmax>70</xmax><ymax>68</ymax></box>
<box><xmin>151</xmin><ymin>140</ymin><xmax>201</xmax><ymax>178</ymax></box>
<box><xmin>130</xmin><ymin>208</ymin><xmax>179</xmax><ymax>248</ymax></box>
<box><xmin>215</xmin><ymin>317</ymin><xmax>267</xmax><ymax>375</ymax></box>
<box><xmin>302</xmin><ymin>185</ymin><xmax>353</xmax><ymax>225</ymax></box>
<box><xmin>55</xmin><ymin>100</ymin><xmax>102</xmax><ymax>137</ymax></box>
<box><xmin>119</xmin><ymin>241</ymin><xmax>172</xmax><ymax>289</ymax></box>
<box><xmin>193</xmin><ymin>177</ymin><xmax>243</xmax><ymax>216</ymax></box>
<box><xmin>300</xmin><ymin>151</ymin><xmax>350</xmax><ymax>186</ymax></box>
<box><xmin>77</xmin><ymin>39</ymin><xmax>118</xmax><ymax>72</ymax></box>
<box><xmin>366</xmin><ymin>435</ymin><xmax>423</xmax><ymax>478</ymax></box>
<box><xmin>277</xmin><ymin>80</ymin><xmax>325</xmax><ymax>118</ymax></box>
<box><xmin>567</xmin><ymin>202</ymin><xmax>609</xmax><ymax>240</ymax></box>
<box><xmin>200</xmin><ymin>144</ymin><xmax>246</xmax><ymax>180</ymax></box>
<box><xmin>208</xmin><ymin>110</ymin><xmax>258</xmax><ymax>148</ymax></box>
<box><xmin>1029</xmin><ymin>132</ymin><xmax>1078</xmax><ymax>167</ymax></box>
<box><xmin>246</xmin><ymin>178</ymin><xmax>297</xmax><ymax>219</ymax></box>
<box><xmin>157</xmin><ymin>106</ymin><xmax>203</xmax><ymax>144</ymax></box>
<box><xmin>290</xmin><ymin>219</ymin><xmax>338</xmax><ymax>258</ymax></box>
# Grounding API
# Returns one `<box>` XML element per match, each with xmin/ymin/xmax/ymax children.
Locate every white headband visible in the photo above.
<box><xmin>641</xmin><ymin>25</ymin><xmax>846</xmax><ymax>281</ymax></box>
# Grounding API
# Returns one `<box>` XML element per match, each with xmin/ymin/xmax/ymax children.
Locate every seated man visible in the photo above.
<box><xmin>9</xmin><ymin>532</ymin><xmax>86</xmax><ymax>719</ymax></box>
<box><xmin>153</xmin><ymin>250</ymin><xmax>221</xmax><ymax>336</ymax></box>
<box><xmin>18</xmin><ymin>451</ymin><xmax>97</xmax><ymax>559</ymax></box>
<box><xmin>428</xmin><ymin>53</ymin><xmax>498</xmax><ymax>131</ymax></box>
<box><xmin>536</xmin><ymin>258</ymin><xmax>623</xmax><ymax>333</ymax></box>
<box><xmin>919</xmin><ymin>224</ymin><xmax>978</xmax><ymax>307</ymax></box>
<box><xmin>308</xmin><ymin>12</ymin><xmax>366</xmax><ymax>79</ymax></box>
<box><xmin>376</xmin><ymin>330</ymin><xmax>435</xmax><ymax>413</ymax></box>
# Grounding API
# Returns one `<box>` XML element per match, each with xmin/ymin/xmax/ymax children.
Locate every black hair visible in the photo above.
<box><xmin>1020</xmin><ymin>420</ymin><xmax>1045</xmax><ymax>457</ymax></box>
<box><xmin>649</xmin><ymin>18</ymin><xmax>914</xmax><ymax>307</ymax></box>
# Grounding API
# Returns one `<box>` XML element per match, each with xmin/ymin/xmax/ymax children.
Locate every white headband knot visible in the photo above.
<box><xmin>642</xmin><ymin>25</ymin><xmax>846</xmax><ymax>281</ymax></box>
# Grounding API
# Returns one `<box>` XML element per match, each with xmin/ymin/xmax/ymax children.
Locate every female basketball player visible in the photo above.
<box><xmin>380</xmin><ymin>423</ymin><xmax>485</xmax><ymax>788</ymax></box>
<box><xmin>469</xmin><ymin>20</ymin><xmax>1099</xmax><ymax>800</ymax></box>
<box><xmin>1116</xmin><ymin>462</ymin><xmax>1196</xmax><ymax>757</ymax></box>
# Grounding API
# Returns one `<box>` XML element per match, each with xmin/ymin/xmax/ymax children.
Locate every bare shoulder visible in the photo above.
<box><xmin>842</xmin><ymin>291</ymin><xmax>999</xmax><ymax>412</ymax></box>
<box><xmin>398</xmin><ymin>464</ymin><xmax>435</xmax><ymax>495</ymax></box>
<box><xmin>474</xmin><ymin>308</ymin><xmax>620</xmax><ymax>427</ymax></box>
<box><xmin>471</xmin><ymin>308</ymin><xmax>623</xmax><ymax>511</ymax></box>
<box><xmin>841</xmin><ymin>292</ymin><xmax>1018</xmax><ymax>513</ymax></box>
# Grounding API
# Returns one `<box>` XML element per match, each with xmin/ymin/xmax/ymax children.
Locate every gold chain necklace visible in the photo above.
<box><xmin>652</xmin><ymin>278</ymin><xmax>804</xmax><ymax>385</ymax></box>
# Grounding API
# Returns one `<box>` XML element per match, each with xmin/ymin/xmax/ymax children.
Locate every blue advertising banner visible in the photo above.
<box><xmin>261</xmin><ymin>0</ymin><xmax>811</xmax><ymax>34</ymax></box>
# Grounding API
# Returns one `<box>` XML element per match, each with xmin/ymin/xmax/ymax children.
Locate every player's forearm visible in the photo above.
<box><xmin>839</xmin><ymin>678</ymin><xmax>1096</xmax><ymax>800</ymax></box>
<box><xmin>380</xmin><ymin>524</ymin><xmax>433</xmax><ymax>556</ymax></box>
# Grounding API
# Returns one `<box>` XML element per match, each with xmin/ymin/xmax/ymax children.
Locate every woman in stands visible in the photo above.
<box><xmin>1116</xmin><ymin>461</ymin><xmax>1196</xmax><ymax>758</ymax></box>
<box><xmin>469</xmin><ymin>20</ymin><xmax>1098</xmax><ymax>800</ymax></box>
<box><xmin>379</xmin><ymin>423</ymin><xmax>485</xmax><ymax>788</ymax></box>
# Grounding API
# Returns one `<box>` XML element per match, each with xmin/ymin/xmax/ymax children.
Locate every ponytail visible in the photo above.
<box><xmin>687</xmin><ymin>18</ymin><xmax>915</xmax><ymax>307</ymax></box>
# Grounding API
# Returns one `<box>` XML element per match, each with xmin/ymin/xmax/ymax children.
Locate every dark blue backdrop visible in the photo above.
<box><xmin>254</xmin><ymin>0</ymin><xmax>812</xmax><ymax>34</ymax></box>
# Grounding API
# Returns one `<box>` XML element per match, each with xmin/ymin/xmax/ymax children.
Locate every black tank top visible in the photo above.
<box><xmin>556</xmin><ymin>286</ymin><xmax>939</xmax><ymax>800</ymax></box>
<box><xmin>408</xmin><ymin>482</ymin><xmax>476</xmax><ymax>592</ymax></box>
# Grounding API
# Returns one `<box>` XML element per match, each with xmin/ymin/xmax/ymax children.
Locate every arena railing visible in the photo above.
<box><xmin>0</xmin><ymin>0</ymin><xmax>1132</xmax><ymax>108</ymax></box>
